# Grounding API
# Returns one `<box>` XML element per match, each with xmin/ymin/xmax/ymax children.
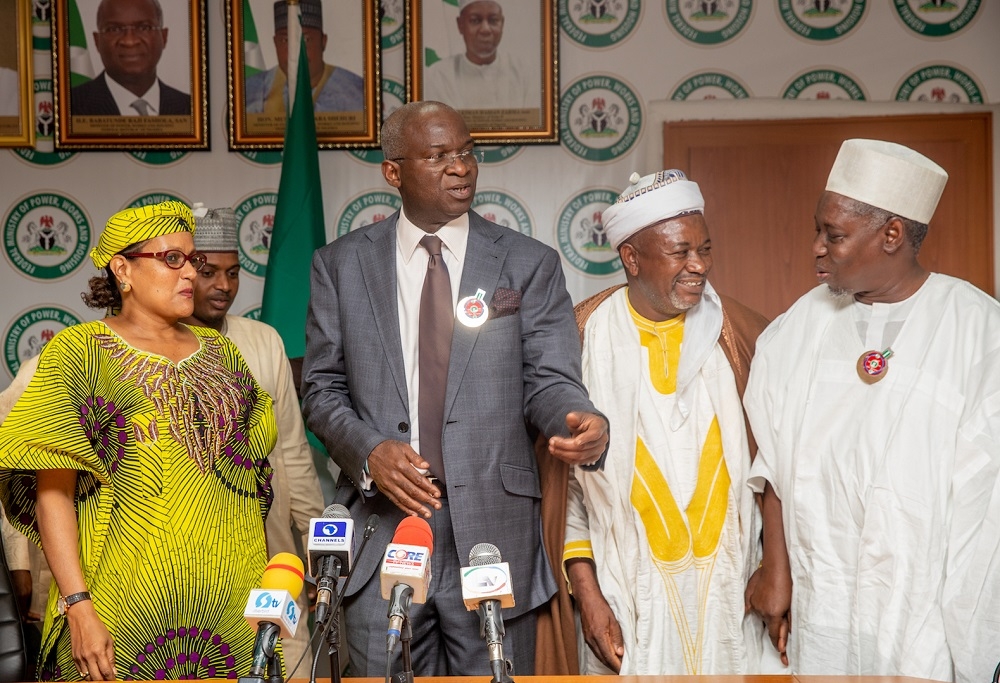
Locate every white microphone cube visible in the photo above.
<box><xmin>460</xmin><ymin>561</ymin><xmax>515</xmax><ymax>610</ymax></box>
<box><xmin>379</xmin><ymin>543</ymin><xmax>432</xmax><ymax>604</ymax></box>
<box><xmin>244</xmin><ymin>589</ymin><xmax>300</xmax><ymax>638</ymax></box>
<box><xmin>307</xmin><ymin>516</ymin><xmax>355</xmax><ymax>576</ymax></box>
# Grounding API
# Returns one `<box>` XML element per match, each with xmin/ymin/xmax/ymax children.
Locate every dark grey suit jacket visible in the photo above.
<box><xmin>70</xmin><ymin>72</ymin><xmax>191</xmax><ymax>115</ymax></box>
<box><xmin>302</xmin><ymin>211</ymin><xmax>603</xmax><ymax>618</ymax></box>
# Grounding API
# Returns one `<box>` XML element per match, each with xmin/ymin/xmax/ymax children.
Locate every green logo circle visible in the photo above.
<box><xmin>783</xmin><ymin>68</ymin><xmax>866</xmax><ymax>100</ymax></box>
<box><xmin>4</xmin><ymin>193</ymin><xmax>91</xmax><ymax>280</ymax></box>
<box><xmin>472</xmin><ymin>191</ymin><xmax>533</xmax><ymax>236</ymax></box>
<box><xmin>128</xmin><ymin>150</ymin><xmax>188</xmax><ymax>166</ymax></box>
<box><xmin>336</xmin><ymin>191</ymin><xmax>403</xmax><ymax>238</ymax></box>
<box><xmin>4</xmin><ymin>306</ymin><xmax>83</xmax><ymax>378</ymax></box>
<box><xmin>241</xmin><ymin>307</ymin><xmax>262</xmax><ymax>321</ymax></box>
<box><xmin>560</xmin><ymin>75</ymin><xmax>643</xmax><ymax>163</ymax></box>
<box><xmin>665</xmin><ymin>0</ymin><xmax>753</xmax><ymax>45</ymax></box>
<box><xmin>895</xmin><ymin>64</ymin><xmax>984</xmax><ymax>103</ymax></box>
<box><xmin>12</xmin><ymin>79</ymin><xmax>76</xmax><ymax>167</ymax></box>
<box><xmin>778</xmin><ymin>0</ymin><xmax>866</xmax><ymax>41</ymax></box>
<box><xmin>234</xmin><ymin>192</ymin><xmax>278</xmax><ymax>278</ymax></box>
<box><xmin>670</xmin><ymin>71</ymin><xmax>750</xmax><ymax>100</ymax></box>
<box><xmin>238</xmin><ymin>150</ymin><xmax>284</xmax><ymax>166</ymax></box>
<box><xmin>479</xmin><ymin>145</ymin><xmax>523</xmax><ymax>164</ymax></box>
<box><xmin>556</xmin><ymin>189</ymin><xmax>622</xmax><ymax>276</ymax></box>
<box><xmin>381</xmin><ymin>0</ymin><xmax>405</xmax><ymax>49</ymax></box>
<box><xmin>560</xmin><ymin>0</ymin><xmax>642</xmax><ymax>48</ymax></box>
<box><xmin>350</xmin><ymin>78</ymin><xmax>407</xmax><ymax>165</ymax></box>
<box><xmin>124</xmin><ymin>192</ymin><xmax>188</xmax><ymax>210</ymax></box>
<box><xmin>892</xmin><ymin>0</ymin><xmax>980</xmax><ymax>37</ymax></box>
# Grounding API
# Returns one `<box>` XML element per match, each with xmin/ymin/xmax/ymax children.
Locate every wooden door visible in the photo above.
<box><xmin>663</xmin><ymin>113</ymin><xmax>993</xmax><ymax>319</ymax></box>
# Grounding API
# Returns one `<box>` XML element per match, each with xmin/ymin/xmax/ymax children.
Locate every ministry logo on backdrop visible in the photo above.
<box><xmin>556</xmin><ymin>189</ymin><xmax>622</xmax><ymax>277</ymax></box>
<box><xmin>381</xmin><ymin>0</ymin><xmax>405</xmax><ymax>49</ymax></box>
<box><xmin>665</xmin><ymin>0</ymin><xmax>753</xmax><ymax>45</ymax></box>
<box><xmin>336</xmin><ymin>192</ymin><xmax>403</xmax><ymax>238</ymax></box>
<box><xmin>783</xmin><ymin>68</ymin><xmax>867</xmax><ymax>100</ymax></box>
<box><xmin>4</xmin><ymin>193</ymin><xmax>90</xmax><ymax>280</ymax></box>
<box><xmin>472</xmin><ymin>191</ymin><xmax>533</xmax><ymax>236</ymax></box>
<box><xmin>129</xmin><ymin>151</ymin><xmax>189</xmax><ymax>167</ymax></box>
<box><xmin>560</xmin><ymin>0</ymin><xmax>642</xmax><ymax>48</ymax></box>
<box><xmin>4</xmin><ymin>306</ymin><xmax>83</xmax><ymax>378</ymax></box>
<box><xmin>12</xmin><ymin>80</ymin><xmax>76</xmax><ymax>167</ymax></box>
<box><xmin>777</xmin><ymin>0</ymin><xmax>866</xmax><ymax>41</ymax></box>
<box><xmin>560</xmin><ymin>75</ymin><xmax>642</xmax><ymax>163</ymax></box>
<box><xmin>892</xmin><ymin>0</ymin><xmax>980</xmax><ymax>38</ymax></box>
<box><xmin>671</xmin><ymin>71</ymin><xmax>751</xmax><ymax>100</ymax></box>
<box><xmin>895</xmin><ymin>64</ymin><xmax>985</xmax><ymax>103</ymax></box>
<box><xmin>241</xmin><ymin>307</ymin><xmax>262</xmax><ymax>321</ymax></box>
<box><xmin>235</xmin><ymin>192</ymin><xmax>278</xmax><ymax>278</ymax></box>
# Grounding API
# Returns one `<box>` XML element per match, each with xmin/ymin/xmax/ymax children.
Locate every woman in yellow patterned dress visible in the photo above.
<box><xmin>0</xmin><ymin>201</ymin><xmax>277</xmax><ymax>681</ymax></box>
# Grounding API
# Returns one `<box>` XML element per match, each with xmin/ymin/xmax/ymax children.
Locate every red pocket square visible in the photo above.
<box><xmin>490</xmin><ymin>288</ymin><xmax>521</xmax><ymax>318</ymax></box>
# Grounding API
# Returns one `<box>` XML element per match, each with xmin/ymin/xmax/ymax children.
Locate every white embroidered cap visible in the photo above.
<box><xmin>826</xmin><ymin>139</ymin><xmax>948</xmax><ymax>224</ymax></box>
<box><xmin>602</xmin><ymin>169</ymin><xmax>705</xmax><ymax>250</ymax></box>
<box><xmin>458</xmin><ymin>0</ymin><xmax>502</xmax><ymax>11</ymax></box>
<box><xmin>192</xmin><ymin>203</ymin><xmax>239</xmax><ymax>252</ymax></box>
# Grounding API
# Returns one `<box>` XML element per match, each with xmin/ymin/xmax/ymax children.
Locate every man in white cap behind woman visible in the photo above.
<box><xmin>552</xmin><ymin>169</ymin><xmax>772</xmax><ymax>674</ymax></box>
<box><xmin>743</xmin><ymin>139</ymin><xmax>1000</xmax><ymax>683</ymax></box>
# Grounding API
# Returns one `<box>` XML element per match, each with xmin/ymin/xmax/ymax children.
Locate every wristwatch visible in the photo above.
<box><xmin>57</xmin><ymin>591</ymin><xmax>92</xmax><ymax>615</ymax></box>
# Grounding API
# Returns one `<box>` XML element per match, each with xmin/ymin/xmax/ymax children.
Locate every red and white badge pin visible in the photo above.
<box><xmin>856</xmin><ymin>347</ymin><xmax>893</xmax><ymax>384</ymax></box>
<box><xmin>457</xmin><ymin>288</ymin><xmax>489</xmax><ymax>328</ymax></box>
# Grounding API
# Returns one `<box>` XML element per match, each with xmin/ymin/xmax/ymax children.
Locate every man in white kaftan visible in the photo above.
<box><xmin>563</xmin><ymin>170</ymin><xmax>770</xmax><ymax>675</ymax></box>
<box><xmin>423</xmin><ymin>0</ymin><xmax>539</xmax><ymax>110</ymax></box>
<box><xmin>744</xmin><ymin>139</ymin><xmax>1000</xmax><ymax>683</ymax></box>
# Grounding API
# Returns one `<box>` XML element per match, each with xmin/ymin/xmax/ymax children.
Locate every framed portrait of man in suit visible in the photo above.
<box><xmin>0</xmin><ymin>0</ymin><xmax>35</xmax><ymax>148</ymax></box>
<box><xmin>227</xmin><ymin>0</ymin><xmax>381</xmax><ymax>149</ymax></box>
<box><xmin>407</xmin><ymin>0</ymin><xmax>558</xmax><ymax>144</ymax></box>
<box><xmin>52</xmin><ymin>0</ymin><xmax>208</xmax><ymax>150</ymax></box>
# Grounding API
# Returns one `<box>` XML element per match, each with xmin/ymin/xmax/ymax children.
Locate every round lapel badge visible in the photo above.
<box><xmin>457</xmin><ymin>288</ymin><xmax>489</xmax><ymax>328</ymax></box>
<box><xmin>856</xmin><ymin>347</ymin><xmax>893</xmax><ymax>384</ymax></box>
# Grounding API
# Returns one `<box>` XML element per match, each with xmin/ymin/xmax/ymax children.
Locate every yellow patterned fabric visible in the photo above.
<box><xmin>0</xmin><ymin>321</ymin><xmax>277</xmax><ymax>681</ymax></box>
<box><xmin>91</xmin><ymin>201</ymin><xmax>194</xmax><ymax>269</ymax></box>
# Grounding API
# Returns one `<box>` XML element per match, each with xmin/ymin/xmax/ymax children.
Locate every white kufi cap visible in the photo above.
<box><xmin>458</xmin><ymin>0</ymin><xmax>501</xmax><ymax>9</ymax></box>
<box><xmin>602</xmin><ymin>169</ymin><xmax>704</xmax><ymax>249</ymax></box>
<box><xmin>826</xmin><ymin>139</ymin><xmax>948</xmax><ymax>224</ymax></box>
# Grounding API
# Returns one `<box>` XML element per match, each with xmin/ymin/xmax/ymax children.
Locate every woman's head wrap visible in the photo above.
<box><xmin>91</xmin><ymin>200</ymin><xmax>194</xmax><ymax>269</ymax></box>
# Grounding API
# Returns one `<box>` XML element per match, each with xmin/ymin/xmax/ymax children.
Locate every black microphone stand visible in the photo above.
<box><xmin>478</xmin><ymin>602</ymin><xmax>513</xmax><ymax>683</ymax></box>
<box><xmin>308</xmin><ymin>515</ymin><xmax>380</xmax><ymax>683</ymax></box>
<box><xmin>239</xmin><ymin>621</ymin><xmax>283</xmax><ymax>683</ymax></box>
<box><xmin>326</xmin><ymin>599</ymin><xmax>343</xmax><ymax>683</ymax></box>
<box><xmin>392</xmin><ymin>615</ymin><xmax>414</xmax><ymax>683</ymax></box>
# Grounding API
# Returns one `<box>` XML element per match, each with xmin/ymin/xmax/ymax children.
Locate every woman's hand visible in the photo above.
<box><xmin>67</xmin><ymin>601</ymin><xmax>116</xmax><ymax>681</ymax></box>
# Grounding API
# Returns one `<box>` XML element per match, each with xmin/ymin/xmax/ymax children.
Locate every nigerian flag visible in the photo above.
<box><xmin>260</xmin><ymin>5</ymin><xmax>325</xmax><ymax>359</ymax></box>
<box><xmin>243</xmin><ymin>0</ymin><xmax>265</xmax><ymax>77</ymax></box>
<box><xmin>67</xmin><ymin>0</ymin><xmax>95</xmax><ymax>86</ymax></box>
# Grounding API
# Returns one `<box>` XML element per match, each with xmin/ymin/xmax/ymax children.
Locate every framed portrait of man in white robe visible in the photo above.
<box><xmin>408</xmin><ymin>0</ymin><xmax>558</xmax><ymax>144</ymax></box>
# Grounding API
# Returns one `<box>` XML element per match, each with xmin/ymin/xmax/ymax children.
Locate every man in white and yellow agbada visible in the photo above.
<box><xmin>561</xmin><ymin>170</ymin><xmax>770</xmax><ymax>674</ymax></box>
<box><xmin>743</xmin><ymin>139</ymin><xmax>1000</xmax><ymax>683</ymax></box>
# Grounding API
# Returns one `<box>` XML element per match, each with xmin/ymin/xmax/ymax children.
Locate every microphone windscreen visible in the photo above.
<box><xmin>261</xmin><ymin>552</ymin><xmax>305</xmax><ymax>599</ymax></box>
<box><xmin>469</xmin><ymin>542</ymin><xmax>502</xmax><ymax>566</ymax></box>
<box><xmin>392</xmin><ymin>516</ymin><xmax>434</xmax><ymax>556</ymax></box>
<box><xmin>323</xmin><ymin>503</ymin><xmax>351</xmax><ymax>519</ymax></box>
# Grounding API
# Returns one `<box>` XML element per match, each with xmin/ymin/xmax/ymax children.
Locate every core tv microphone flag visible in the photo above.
<box><xmin>240</xmin><ymin>553</ymin><xmax>305</xmax><ymax>683</ymax></box>
<box><xmin>380</xmin><ymin>517</ymin><xmax>433</xmax><ymax>653</ymax></box>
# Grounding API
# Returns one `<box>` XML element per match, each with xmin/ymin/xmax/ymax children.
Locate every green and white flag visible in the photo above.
<box><xmin>261</xmin><ymin>5</ymin><xmax>325</xmax><ymax>359</ymax></box>
<box><xmin>67</xmin><ymin>0</ymin><xmax>95</xmax><ymax>86</ymax></box>
<box><xmin>243</xmin><ymin>0</ymin><xmax>265</xmax><ymax>77</ymax></box>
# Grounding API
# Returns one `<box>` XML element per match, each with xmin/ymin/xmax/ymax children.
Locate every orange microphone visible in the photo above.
<box><xmin>379</xmin><ymin>517</ymin><xmax>434</xmax><ymax>653</ymax></box>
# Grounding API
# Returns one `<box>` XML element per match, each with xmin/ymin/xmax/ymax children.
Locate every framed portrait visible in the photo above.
<box><xmin>52</xmin><ymin>0</ymin><xmax>208</xmax><ymax>150</ymax></box>
<box><xmin>0</xmin><ymin>0</ymin><xmax>35</xmax><ymax>147</ymax></box>
<box><xmin>407</xmin><ymin>0</ymin><xmax>558</xmax><ymax>144</ymax></box>
<box><xmin>227</xmin><ymin>0</ymin><xmax>381</xmax><ymax>149</ymax></box>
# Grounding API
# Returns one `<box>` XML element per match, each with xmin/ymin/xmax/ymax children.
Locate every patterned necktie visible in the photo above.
<box><xmin>131</xmin><ymin>99</ymin><xmax>151</xmax><ymax>116</ymax></box>
<box><xmin>418</xmin><ymin>234</ymin><xmax>453</xmax><ymax>485</ymax></box>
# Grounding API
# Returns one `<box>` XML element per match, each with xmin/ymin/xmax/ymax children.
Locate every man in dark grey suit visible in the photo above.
<box><xmin>302</xmin><ymin>101</ymin><xmax>608</xmax><ymax>676</ymax></box>
<box><xmin>70</xmin><ymin>0</ymin><xmax>190</xmax><ymax>116</ymax></box>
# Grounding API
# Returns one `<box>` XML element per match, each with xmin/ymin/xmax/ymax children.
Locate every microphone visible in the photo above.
<box><xmin>461</xmin><ymin>543</ymin><xmax>515</xmax><ymax>683</ymax></box>
<box><xmin>380</xmin><ymin>517</ymin><xmax>433</xmax><ymax>654</ymax></box>
<box><xmin>308</xmin><ymin>503</ymin><xmax>355</xmax><ymax>628</ymax></box>
<box><xmin>240</xmin><ymin>553</ymin><xmax>305</xmax><ymax>683</ymax></box>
